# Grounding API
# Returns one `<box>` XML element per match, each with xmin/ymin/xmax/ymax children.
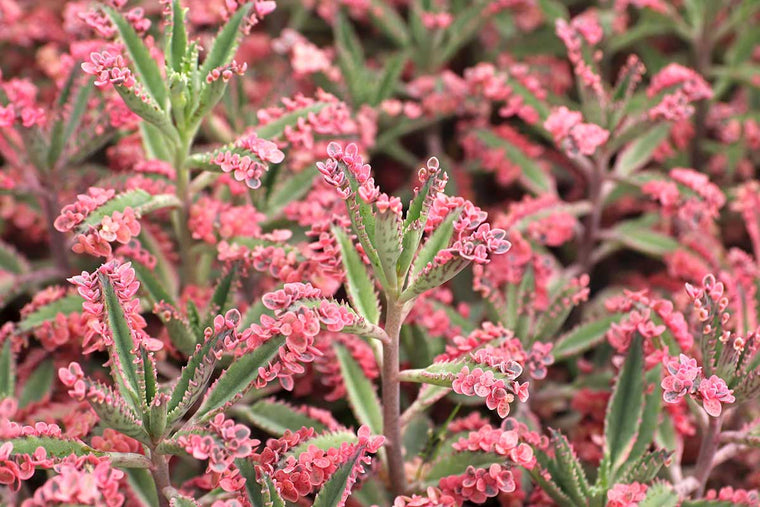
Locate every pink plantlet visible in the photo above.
<box><xmin>607</xmin><ymin>482</ymin><xmax>648</xmax><ymax>507</ymax></box>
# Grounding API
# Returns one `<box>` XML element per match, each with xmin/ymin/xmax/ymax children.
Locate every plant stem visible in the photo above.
<box><xmin>173</xmin><ymin>136</ymin><xmax>194</xmax><ymax>289</ymax></box>
<box><xmin>578</xmin><ymin>156</ymin><xmax>605</xmax><ymax>275</ymax></box>
<box><xmin>150</xmin><ymin>451</ymin><xmax>172</xmax><ymax>507</ymax></box>
<box><xmin>694</xmin><ymin>414</ymin><xmax>723</xmax><ymax>497</ymax></box>
<box><xmin>382</xmin><ymin>301</ymin><xmax>408</xmax><ymax>496</ymax></box>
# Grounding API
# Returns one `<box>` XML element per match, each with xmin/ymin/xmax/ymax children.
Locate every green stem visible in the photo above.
<box><xmin>694</xmin><ymin>414</ymin><xmax>724</xmax><ymax>497</ymax></box>
<box><xmin>382</xmin><ymin>300</ymin><xmax>409</xmax><ymax>496</ymax></box>
<box><xmin>173</xmin><ymin>135</ymin><xmax>194</xmax><ymax>289</ymax></box>
<box><xmin>150</xmin><ymin>451</ymin><xmax>172</xmax><ymax>507</ymax></box>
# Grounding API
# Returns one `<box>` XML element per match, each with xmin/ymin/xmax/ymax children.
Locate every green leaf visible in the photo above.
<box><xmin>538</xmin><ymin>0</ymin><xmax>569</xmax><ymax>21</ymax></box>
<box><xmin>474</xmin><ymin>128</ymin><xmax>555</xmax><ymax>195</ymax></box>
<box><xmin>258</xmin><ymin>473</ymin><xmax>286</xmax><ymax>507</ymax></box>
<box><xmin>196</xmin><ymin>334</ymin><xmax>286</xmax><ymax>419</ymax></box>
<box><xmin>19</xmin><ymin>359</ymin><xmax>54</xmax><ymax>408</ymax></box>
<box><xmin>255</xmin><ymin>102</ymin><xmax>329</xmax><ymax>139</ymax></box>
<box><xmin>167</xmin><ymin>317</ymin><xmax>241</xmax><ymax>423</ymax></box>
<box><xmin>199</xmin><ymin>4</ymin><xmax>252</xmax><ymax>82</ymax></box>
<box><xmin>601</xmin><ymin>333</ymin><xmax>645</xmax><ymax>484</ymax></box>
<box><xmin>126</xmin><ymin>469</ymin><xmax>159</xmax><ymax>507</ymax></box>
<box><xmin>372</xmin><ymin>52</ymin><xmax>408</xmax><ymax>105</ymax></box>
<box><xmin>112</xmin><ymin>85</ymin><xmax>179</xmax><ymax>145</ymax></box>
<box><xmin>618</xmin><ymin>449</ymin><xmax>671</xmax><ymax>484</ymax></box>
<box><xmin>132</xmin><ymin>260</ymin><xmax>175</xmax><ymax>306</ymax></box>
<box><xmin>609</xmin><ymin>221</ymin><xmax>679</xmax><ymax>258</ymax></box>
<box><xmin>367</xmin><ymin>0</ymin><xmax>410</xmax><ymax>47</ymax></box>
<box><xmin>424</xmin><ymin>452</ymin><xmax>504</xmax><ymax>484</ymax></box>
<box><xmin>410</xmin><ymin>210</ymin><xmax>459</xmax><ymax>279</ymax></box>
<box><xmin>0</xmin><ymin>240</ymin><xmax>30</xmax><ymax>274</ymax></box>
<box><xmin>100</xmin><ymin>274</ymin><xmax>142</xmax><ymax>409</ymax></box>
<box><xmin>401</xmin><ymin>256</ymin><xmax>470</xmax><ymax>302</ymax></box>
<box><xmin>373</xmin><ymin>210</ymin><xmax>403</xmax><ymax>289</ymax></box>
<box><xmin>639</xmin><ymin>482</ymin><xmax>678</xmax><ymax>507</ymax></box>
<box><xmin>237</xmin><ymin>399</ymin><xmax>328</xmax><ymax>436</ymax></box>
<box><xmin>77</xmin><ymin>189</ymin><xmax>152</xmax><ymax>231</ymax></box>
<box><xmin>312</xmin><ymin>447</ymin><xmax>365</xmax><ymax>507</ymax></box>
<box><xmin>17</xmin><ymin>293</ymin><xmax>84</xmax><ymax>332</ymax></box>
<box><xmin>265</xmin><ymin>169</ymin><xmax>316</xmax><ymax>218</ymax></box>
<box><xmin>204</xmin><ymin>265</ymin><xmax>238</xmax><ymax>329</ymax></box>
<box><xmin>624</xmin><ymin>365</ymin><xmax>662</xmax><ymax>468</ymax></box>
<box><xmin>334</xmin><ymin>343</ymin><xmax>382</xmax><ymax>434</ymax></box>
<box><xmin>103</xmin><ymin>6</ymin><xmax>168</xmax><ymax>106</ymax></box>
<box><xmin>553</xmin><ymin>314</ymin><xmax>623</xmax><ymax>360</ymax></box>
<box><xmin>166</xmin><ymin>0</ymin><xmax>188</xmax><ymax>72</ymax></box>
<box><xmin>547</xmin><ymin>429</ymin><xmax>591</xmax><ymax>504</ymax></box>
<box><xmin>0</xmin><ymin>338</ymin><xmax>14</xmax><ymax>398</ymax></box>
<box><xmin>334</xmin><ymin>227</ymin><xmax>380</xmax><ymax>325</ymax></box>
<box><xmin>8</xmin><ymin>436</ymin><xmax>95</xmax><ymax>458</ymax></box>
<box><xmin>613</xmin><ymin>124</ymin><xmax>671</xmax><ymax>177</ymax></box>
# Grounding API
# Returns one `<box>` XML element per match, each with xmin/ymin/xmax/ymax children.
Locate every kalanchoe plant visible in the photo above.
<box><xmin>4</xmin><ymin>0</ymin><xmax>760</xmax><ymax>505</ymax></box>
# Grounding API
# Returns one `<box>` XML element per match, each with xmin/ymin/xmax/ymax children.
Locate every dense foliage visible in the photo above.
<box><xmin>2</xmin><ymin>0</ymin><xmax>760</xmax><ymax>505</ymax></box>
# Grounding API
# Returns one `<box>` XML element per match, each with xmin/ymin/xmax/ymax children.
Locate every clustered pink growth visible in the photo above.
<box><xmin>206</xmin><ymin>60</ymin><xmax>248</xmax><ymax>83</ymax></box>
<box><xmin>69</xmin><ymin>260</ymin><xmax>159</xmax><ymax>353</ymax></box>
<box><xmin>81</xmin><ymin>51</ymin><xmax>135</xmax><ymax>89</ymax></box>
<box><xmin>705</xmin><ymin>487</ymin><xmax>760</xmax><ymax>505</ymax></box>
<box><xmin>452</xmin><ymin>366</ymin><xmax>518</xmax><ymax>418</ymax></box>
<box><xmin>452</xmin><ymin>422</ymin><xmax>536</xmax><ymax>468</ymax></box>
<box><xmin>178</xmin><ymin>414</ymin><xmax>259</xmax><ymax>491</ymax></box>
<box><xmin>72</xmin><ymin>207</ymin><xmax>142</xmax><ymax>258</ymax></box>
<box><xmin>438</xmin><ymin>463</ymin><xmax>516</xmax><ymax>504</ymax></box>
<box><xmin>211</xmin><ymin>132</ymin><xmax>284</xmax><ymax>190</ymax></box>
<box><xmin>423</xmin><ymin>192</ymin><xmax>510</xmax><ymax>266</ymax></box>
<box><xmin>0</xmin><ymin>442</ymin><xmax>35</xmax><ymax>492</ymax></box>
<box><xmin>545</xmin><ymin>106</ymin><xmax>609</xmax><ymax>156</ymax></box>
<box><xmin>53</xmin><ymin>187</ymin><xmax>115</xmax><ymax>232</ymax></box>
<box><xmin>317</xmin><ymin>142</ymin><xmax>380</xmax><ymax>203</ymax></box>
<box><xmin>661</xmin><ymin>354</ymin><xmax>701</xmax><ymax>403</ymax></box>
<box><xmin>257</xmin><ymin>92</ymin><xmax>362</xmax><ymax>168</ymax></box>
<box><xmin>463</xmin><ymin>62</ymin><xmax>546</xmax><ymax>124</ymax></box>
<box><xmin>461</xmin><ymin>125</ymin><xmax>546</xmax><ymax>187</ymax></box>
<box><xmin>605</xmin><ymin>289</ymin><xmax>693</xmax><ymax>354</ymax></box>
<box><xmin>0</xmin><ymin>77</ymin><xmax>46</xmax><ymax>128</ymax></box>
<box><xmin>236</xmin><ymin>283</ymin><xmax>361</xmax><ymax>391</ymax></box>
<box><xmin>393</xmin><ymin>487</ymin><xmax>457</xmax><ymax>507</ymax></box>
<box><xmin>313</xmin><ymin>332</ymin><xmax>378</xmax><ymax>400</ymax></box>
<box><xmin>255</xmin><ymin>426</ymin><xmax>382</xmax><ymax>504</ymax></box>
<box><xmin>647</xmin><ymin>63</ymin><xmax>712</xmax><ymax>121</ymax></box>
<box><xmin>22</xmin><ymin>455</ymin><xmax>125</xmax><ymax>507</ymax></box>
<box><xmin>222</xmin><ymin>0</ymin><xmax>276</xmax><ymax>32</ymax></box>
<box><xmin>190</xmin><ymin>197</ymin><xmax>265</xmax><ymax>244</ymax></box>
<box><xmin>660</xmin><ymin>354</ymin><xmax>735</xmax><ymax>417</ymax></box>
<box><xmin>606</xmin><ymin>481</ymin><xmax>647</xmax><ymax>507</ymax></box>
<box><xmin>18</xmin><ymin>286</ymin><xmax>85</xmax><ymax>351</ymax></box>
<box><xmin>698</xmin><ymin>375</ymin><xmax>736</xmax><ymax>418</ymax></box>
<box><xmin>555</xmin><ymin>11</ymin><xmax>605</xmax><ymax>97</ymax></box>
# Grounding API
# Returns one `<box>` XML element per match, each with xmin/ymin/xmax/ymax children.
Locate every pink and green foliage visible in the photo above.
<box><xmin>3</xmin><ymin>0</ymin><xmax>760</xmax><ymax>505</ymax></box>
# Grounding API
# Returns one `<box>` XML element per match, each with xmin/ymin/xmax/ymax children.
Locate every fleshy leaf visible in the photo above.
<box><xmin>548</xmin><ymin>429</ymin><xmax>591</xmax><ymax>503</ymax></box>
<box><xmin>167</xmin><ymin>315</ymin><xmax>241</xmax><ymax>424</ymax></box>
<box><xmin>601</xmin><ymin>333</ymin><xmax>645</xmax><ymax>485</ymax></box>
<box><xmin>554</xmin><ymin>314</ymin><xmax>623</xmax><ymax>360</ymax></box>
<box><xmin>424</xmin><ymin>452</ymin><xmax>505</xmax><ymax>485</ymax></box>
<box><xmin>613</xmin><ymin>123</ymin><xmax>672</xmax><ymax>177</ymax></box>
<box><xmin>410</xmin><ymin>210</ymin><xmax>459</xmax><ymax>279</ymax></box>
<box><xmin>373</xmin><ymin>210</ymin><xmax>403</xmax><ymax>290</ymax></box>
<box><xmin>0</xmin><ymin>338</ymin><xmax>14</xmax><ymax>398</ymax></box>
<box><xmin>0</xmin><ymin>240</ymin><xmax>30</xmax><ymax>275</ymax></box>
<box><xmin>199</xmin><ymin>4</ymin><xmax>252</xmax><ymax>81</ymax></box>
<box><xmin>639</xmin><ymin>482</ymin><xmax>678</xmax><ymax>507</ymax></box>
<box><xmin>312</xmin><ymin>447</ymin><xmax>365</xmax><ymax>507</ymax></box>
<box><xmin>236</xmin><ymin>399</ymin><xmax>328</xmax><ymax>436</ymax></box>
<box><xmin>7</xmin><ymin>436</ymin><xmax>95</xmax><ymax>458</ymax></box>
<box><xmin>100</xmin><ymin>275</ymin><xmax>143</xmax><ymax>409</ymax></box>
<box><xmin>17</xmin><ymin>290</ymin><xmax>82</xmax><ymax>334</ymax></box>
<box><xmin>196</xmin><ymin>334</ymin><xmax>286</xmax><ymax>420</ymax></box>
<box><xmin>618</xmin><ymin>449</ymin><xmax>672</xmax><ymax>484</ymax></box>
<box><xmin>334</xmin><ymin>227</ymin><xmax>380</xmax><ymax>325</ymax></box>
<box><xmin>103</xmin><ymin>6</ymin><xmax>168</xmax><ymax>106</ymax></box>
<box><xmin>334</xmin><ymin>343</ymin><xmax>382</xmax><ymax>434</ymax></box>
<box><xmin>165</xmin><ymin>0</ymin><xmax>188</xmax><ymax>72</ymax></box>
<box><xmin>19</xmin><ymin>359</ymin><xmax>54</xmax><ymax>408</ymax></box>
<box><xmin>608</xmin><ymin>220</ymin><xmax>679</xmax><ymax>258</ymax></box>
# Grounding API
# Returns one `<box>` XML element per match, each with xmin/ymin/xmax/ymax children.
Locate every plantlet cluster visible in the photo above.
<box><xmin>2</xmin><ymin>0</ymin><xmax>760</xmax><ymax>506</ymax></box>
